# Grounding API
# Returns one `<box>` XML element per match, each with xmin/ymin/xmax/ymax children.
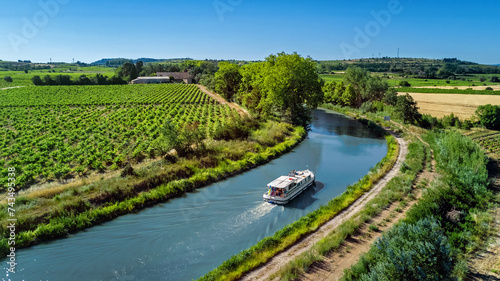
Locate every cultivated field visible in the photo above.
<box><xmin>401</xmin><ymin>92</ymin><xmax>500</xmax><ymax>119</ymax></box>
<box><xmin>0</xmin><ymin>84</ymin><xmax>237</xmax><ymax>190</ymax></box>
<box><xmin>415</xmin><ymin>85</ymin><xmax>500</xmax><ymax>90</ymax></box>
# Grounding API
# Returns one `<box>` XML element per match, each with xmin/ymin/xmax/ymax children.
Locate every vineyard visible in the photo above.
<box><xmin>464</xmin><ymin>129</ymin><xmax>500</xmax><ymax>155</ymax></box>
<box><xmin>0</xmin><ymin>84</ymin><xmax>237</xmax><ymax>190</ymax></box>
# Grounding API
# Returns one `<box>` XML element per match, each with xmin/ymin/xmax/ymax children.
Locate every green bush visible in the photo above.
<box><xmin>399</xmin><ymin>80</ymin><xmax>411</xmax><ymax>87</ymax></box>
<box><xmin>476</xmin><ymin>104</ymin><xmax>500</xmax><ymax>130</ymax></box>
<box><xmin>359</xmin><ymin>218</ymin><xmax>453</xmax><ymax>281</ymax></box>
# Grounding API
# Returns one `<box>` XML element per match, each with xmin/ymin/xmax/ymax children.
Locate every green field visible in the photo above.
<box><xmin>320</xmin><ymin>73</ymin><xmax>500</xmax><ymax>87</ymax></box>
<box><xmin>0</xmin><ymin>68</ymin><xmax>115</xmax><ymax>88</ymax></box>
<box><xmin>0</xmin><ymin>84</ymin><xmax>237</xmax><ymax>189</ymax></box>
<box><xmin>319</xmin><ymin>74</ymin><xmax>344</xmax><ymax>83</ymax></box>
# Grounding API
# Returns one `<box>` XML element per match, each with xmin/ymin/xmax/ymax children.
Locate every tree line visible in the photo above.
<box><xmin>31</xmin><ymin>74</ymin><xmax>127</xmax><ymax>86</ymax></box>
<box><xmin>316</xmin><ymin>58</ymin><xmax>500</xmax><ymax>75</ymax></box>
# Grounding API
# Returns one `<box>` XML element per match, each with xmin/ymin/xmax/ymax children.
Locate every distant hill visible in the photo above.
<box><xmin>91</xmin><ymin>58</ymin><xmax>193</xmax><ymax>66</ymax></box>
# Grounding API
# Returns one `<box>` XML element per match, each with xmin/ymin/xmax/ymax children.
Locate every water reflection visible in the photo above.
<box><xmin>285</xmin><ymin>181</ymin><xmax>325</xmax><ymax>210</ymax></box>
<box><xmin>312</xmin><ymin>108</ymin><xmax>384</xmax><ymax>139</ymax></box>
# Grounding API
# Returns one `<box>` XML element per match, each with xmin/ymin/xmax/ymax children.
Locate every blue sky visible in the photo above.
<box><xmin>1</xmin><ymin>0</ymin><xmax>499</xmax><ymax>64</ymax></box>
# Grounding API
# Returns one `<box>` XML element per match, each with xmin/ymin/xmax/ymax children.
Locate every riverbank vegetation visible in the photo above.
<box><xmin>342</xmin><ymin>130</ymin><xmax>495</xmax><ymax>280</ymax></box>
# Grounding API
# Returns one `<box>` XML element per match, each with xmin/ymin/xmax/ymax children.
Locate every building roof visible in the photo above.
<box><xmin>133</xmin><ymin>77</ymin><xmax>171</xmax><ymax>80</ymax></box>
<box><xmin>131</xmin><ymin>77</ymin><xmax>171</xmax><ymax>83</ymax></box>
<box><xmin>157</xmin><ymin>72</ymin><xmax>194</xmax><ymax>79</ymax></box>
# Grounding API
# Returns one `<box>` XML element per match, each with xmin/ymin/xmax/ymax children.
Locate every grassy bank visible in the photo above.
<box><xmin>341</xmin><ymin>130</ymin><xmax>496</xmax><ymax>280</ymax></box>
<box><xmin>197</xmin><ymin>115</ymin><xmax>399</xmax><ymax>281</ymax></box>
<box><xmin>274</xmin><ymin>137</ymin><xmax>427</xmax><ymax>280</ymax></box>
<box><xmin>0</xmin><ymin>121</ymin><xmax>305</xmax><ymax>255</ymax></box>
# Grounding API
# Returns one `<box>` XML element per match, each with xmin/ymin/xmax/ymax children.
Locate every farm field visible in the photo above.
<box><xmin>319</xmin><ymin>74</ymin><xmax>344</xmax><ymax>83</ymax></box>
<box><xmin>0</xmin><ymin>69</ymin><xmax>115</xmax><ymax>88</ymax></box>
<box><xmin>319</xmin><ymin>73</ymin><xmax>500</xmax><ymax>89</ymax></box>
<box><xmin>465</xmin><ymin>129</ymin><xmax>500</xmax><ymax>156</ymax></box>
<box><xmin>0</xmin><ymin>84</ymin><xmax>237</xmax><ymax>190</ymax></box>
<box><xmin>402</xmin><ymin>92</ymin><xmax>500</xmax><ymax>119</ymax></box>
<box><xmin>399</xmin><ymin>92</ymin><xmax>500</xmax><ymax>119</ymax></box>
<box><xmin>385</xmin><ymin>75</ymin><xmax>500</xmax><ymax>88</ymax></box>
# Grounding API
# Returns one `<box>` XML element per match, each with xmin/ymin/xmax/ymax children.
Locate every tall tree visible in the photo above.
<box><xmin>342</xmin><ymin>84</ymin><xmax>357</xmax><ymax>106</ymax></box>
<box><xmin>135</xmin><ymin>61</ymin><xmax>144</xmax><ymax>75</ymax></box>
<box><xmin>396</xmin><ymin>93</ymin><xmax>421</xmax><ymax>124</ymax></box>
<box><xmin>214</xmin><ymin>62</ymin><xmax>242</xmax><ymax>101</ymax></box>
<box><xmin>116</xmin><ymin>62</ymin><xmax>138</xmax><ymax>82</ymax></box>
<box><xmin>259</xmin><ymin>52</ymin><xmax>324</xmax><ymax>126</ymax></box>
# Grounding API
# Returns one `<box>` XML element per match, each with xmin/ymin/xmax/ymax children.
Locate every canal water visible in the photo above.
<box><xmin>4</xmin><ymin>108</ymin><xmax>387</xmax><ymax>281</ymax></box>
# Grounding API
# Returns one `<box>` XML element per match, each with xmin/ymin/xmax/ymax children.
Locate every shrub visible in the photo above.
<box><xmin>383</xmin><ymin>88</ymin><xmax>398</xmax><ymax>106</ymax></box>
<box><xmin>3</xmin><ymin>76</ymin><xmax>13</xmax><ymax>83</ymax></box>
<box><xmin>120</xmin><ymin>163</ymin><xmax>136</xmax><ymax>177</ymax></box>
<box><xmin>360</xmin><ymin>217</ymin><xmax>453</xmax><ymax>281</ymax></box>
<box><xmin>359</xmin><ymin>101</ymin><xmax>374</xmax><ymax>113</ymax></box>
<box><xmin>398</xmin><ymin>80</ymin><xmax>411</xmax><ymax>87</ymax></box>
<box><xmin>476</xmin><ymin>104</ymin><xmax>500</xmax><ymax>130</ymax></box>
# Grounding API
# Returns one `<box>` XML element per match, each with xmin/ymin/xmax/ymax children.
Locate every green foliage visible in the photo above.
<box><xmin>342</xmin><ymin>128</ymin><xmax>495</xmax><ymax>281</ymax></box>
<box><xmin>3</xmin><ymin>76</ymin><xmax>12</xmax><ymax>83</ymax></box>
<box><xmin>342</xmin><ymin>84</ymin><xmax>357</xmax><ymax>106</ymax></box>
<box><xmin>402</xmin><ymin>131</ymin><xmax>493</xmax><ymax>268</ymax></box>
<box><xmin>395</xmin><ymin>93</ymin><xmax>421</xmax><ymax>124</ymax></box>
<box><xmin>238</xmin><ymin>52</ymin><xmax>324</xmax><ymax>126</ymax></box>
<box><xmin>398</xmin><ymin>87</ymin><xmax>500</xmax><ymax>95</ymax></box>
<box><xmin>155</xmin><ymin>121</ymin><xmax>205</xmax><ymax>157</ymax></box>
<box><xmin>31</xmin><ymin>74</ymin><xmax>127</xmax><ymax>86</ymax></box>
<box><xmin>343</xmin><ymin>67</ymin><xmax>389</xmax><ymax>107</ymax></box>
<box><xmin>322</xmin><ymin>81</ymin><xmax>338</xmax><ymax>104</ymax></box>
<box><xmin>383</xmin><ymin>88</ymin><xmax>398</xmax><ymax>106</ymax></box>
<box><xmin>476</xmin><ymin>104</ymin><xmax>500</xmax><ymax>130</ymax></box>
<box><xmin>359</xmin><ymin>218</ymin><xmax>453</xmax><ymax>281</ymax></box>
<box><xmin>199</xmin><ymin>74</ymin><xmax>216</xmax><ymax>91</ymax></box>
<box><xmin>398</xmin><ymin>80</ymin><xmax>411</xmax><ymax>87</ymax></box>
<box><xmin>120</xmin><ymin>163</ymin><xmax>136</xmax><ymax>177</ymax></box>
<box><xmin>213</xmin><ymin>116</ymin><xmax>259</xmax><ymax>141</ymax></box>
<box><xmin>215</xmin><ymin>62</ymin><xmax>242</xmax><ymax>101</ymax></box>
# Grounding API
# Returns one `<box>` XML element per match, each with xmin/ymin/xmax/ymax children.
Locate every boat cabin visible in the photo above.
<box><xmin>267</xmin><ymin>171</ymin><xmax>312</xmax><ymax>198</ymax></box>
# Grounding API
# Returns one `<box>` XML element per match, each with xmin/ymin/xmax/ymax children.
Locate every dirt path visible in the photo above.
<box><xmin>241</xmin><ymin>131</ymin><xmax>408</xmax><ymax>281</ymax></box>
<box><xmin>0</xmin><ymin>86</ymin><xmax>25</xmax><ymax>90</ymax></box>
<box><xmin>197</xmin><ymin>85</ymin><xmax>250</xmax><ymax>117</ymax></box>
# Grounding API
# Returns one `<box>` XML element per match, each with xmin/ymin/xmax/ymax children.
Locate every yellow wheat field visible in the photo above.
<box><xmin>398</xmin><ymin>93</ymin><xmax>500</xmax><ymax>119</ymax></box>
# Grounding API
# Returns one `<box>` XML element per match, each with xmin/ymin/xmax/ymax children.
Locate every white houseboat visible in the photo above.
<box><xmin>263</xmin><ymin>170</ymin><xmax>315</xmax><ymax>205</ymax></box>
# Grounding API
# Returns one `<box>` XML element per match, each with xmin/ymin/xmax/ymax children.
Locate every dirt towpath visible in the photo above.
<box><xmin>197</xmin><ymin>85</ymin><xmax>250</xmax><ymax>117</ymax></box>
